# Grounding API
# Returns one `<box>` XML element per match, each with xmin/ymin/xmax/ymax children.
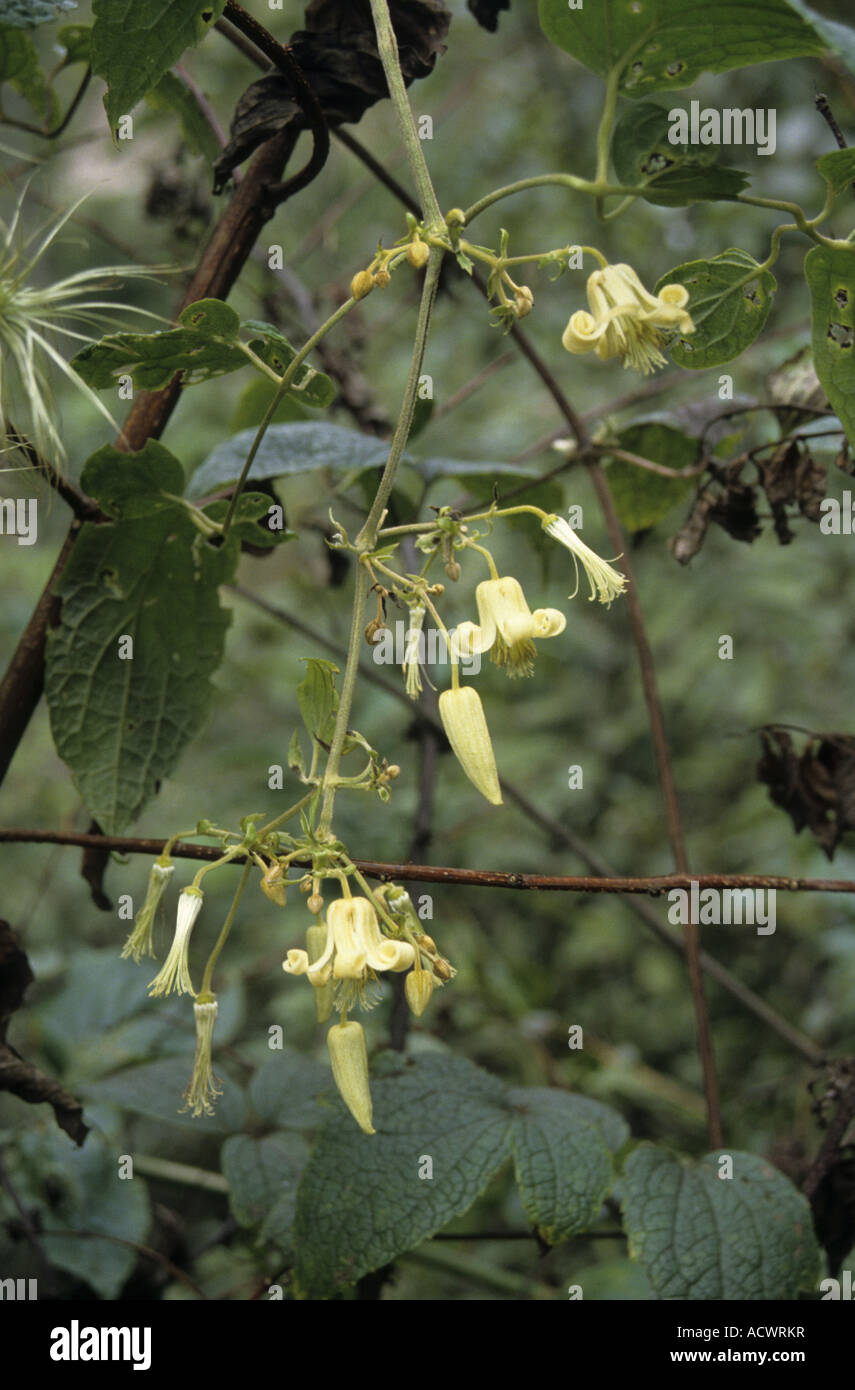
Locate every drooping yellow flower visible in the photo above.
<box><xmin>121</xmin><ymin>858</ymin><xmax>173</xmax><ymax>963</ymax></box>
<box><xmin>453</xmin><ymin>576</ymin><xmax>565</xmax><ymax>678</ymax></box>
<box><xmin>438</xmin><ymin>685</ymin><xmax>502</xmax><ymax>805</ymax></box>
<box><xmin>282</xmin><ymin>896</ymin><xmax>415</xmax><ymax>990</ymax></box>
<box><xmin>562</xmin><ymin>263</ymin><xmax>694</xmax><ymax>375</ymax></box>
<box><xmin>542</xmin><ymin>514</ymin><xmax>627</xmax><ymax>607</ymax></box>
<box><xmin>181</xmin><ymin>995</ymin><xmax>222</xmax><ymax>1117</ymax></box>
<box><xmin>148</xmin><ymin>886</ymin><xmax>203</xmax><ymax>997</ymax></box>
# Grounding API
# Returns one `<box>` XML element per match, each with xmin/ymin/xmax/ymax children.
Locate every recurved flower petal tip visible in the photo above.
<box><xmin>439</xmin><ymin>685</ymin><xmax>503</xmax><ymax>805</ymax></box>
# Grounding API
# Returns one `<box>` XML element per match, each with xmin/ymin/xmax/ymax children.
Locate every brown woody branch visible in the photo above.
<box><xmin>1</xmin><ymin>828</ymin><xmax>853</xmax><ymax>895</ymax></box>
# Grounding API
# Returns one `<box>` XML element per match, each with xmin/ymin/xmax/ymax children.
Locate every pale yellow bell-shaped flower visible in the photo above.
<box><xmin>455</xmin><ymin>576</ymin><xmax>565</xmax><ymax>678</ymax></box>
<box><xmin>562</xmin><ymin>262</ymin><xmax>694</xmax><ymax>375</ymax></box>
<box><xmin>283</xmin><ymin>896</ymin><xmax>415</xmax><ymax>989</ymax></box>
<box><xmin>438</xmin><ymin>685</ymin><xmax>502</xmax><ymax>805</ymax></box>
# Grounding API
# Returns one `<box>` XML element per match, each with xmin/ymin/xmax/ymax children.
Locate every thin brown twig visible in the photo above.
<box><xmin>0</xmin><ymin>66</ymin><xmax>91</xmax><ymax>139</ymax></box>
<box><xmin>1</xmin><ymin>827</ymin><xmax>851</xmax><ymax>896</ymax></box>
<box><xmin>4</xmin><ymin>421</ymin><xmax>101</xmax><ymax>522</ymax></box>
<box><xmin>592</xmin><ymin>443</ymin><xmax>706</xmax><ymax>479</ymax></box>
<box><xmin>588</xmin><ymin>461</ymin><xmax>722</xmax><ymax>1145</ymax></box>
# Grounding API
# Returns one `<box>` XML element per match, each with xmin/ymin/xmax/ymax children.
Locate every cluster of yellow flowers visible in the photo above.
<box><xmin>562</xmin><ymin>262</ymin><xmax>695</xmax><ymax>375</ymax></box>
<box><xmin>436</xmin><ymin>515</ymin><xmax>627</xmax><ymax>806</ymax></box>
<box><xmin>283</xmin><ymin>891</ymin><xmax>445</xmax><ymax>1133</ymax></box>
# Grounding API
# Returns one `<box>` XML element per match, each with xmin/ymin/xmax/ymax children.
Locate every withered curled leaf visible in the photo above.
<box><xmin>757</xmin><ymin>726</ymin><xmax>855</xmax><ymax>860</ymax></box>
<box><xmin>215</xmin><ymin>0</ymin><xmax>452</xmax><ymax>191</ymax></box>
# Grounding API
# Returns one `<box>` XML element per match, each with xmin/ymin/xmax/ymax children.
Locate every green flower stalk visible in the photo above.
<box><xmin>0</xmin><ymin>186</ymin><xmax>160</xmax><ymax>464</ymax></box>
<box><xmin>181</xmin><ymin>994</ymin><xmax>222</xmax><ymax>1117</ymax></box>
<box><xmin>120</xmin><ymin>858</ymin><xmax>173</xmax><ymax>963</ymax></box>
<box><xmin>148</xmin><ymin>886</ymin><xmax>203</xmax><ymax>997</ymax></box>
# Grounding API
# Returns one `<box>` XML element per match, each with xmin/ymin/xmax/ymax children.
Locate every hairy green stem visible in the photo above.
<box><xmin>221</xmin><ymin>297</ymin><xmax>355</xmax><ymax>537</ymax></box>
<box><xmin>200</xmin><ymin>861</ymin><xmax>251</xmax><ymax>996</ymax></box>
<box><xmin>357</xmin><ymin>254</ymin><xmax>442</xmax><ymax>546</ymax></box>
<box><xmin>315</xmin><ymin>6</ymin><xmax>446</xmax><ymax>838</ymax></box>
<box><xmin>317</xmin><ymin>567</ymin><xmax>370</xmax><ymax>838</ymax></box>
<box><xmin>258</xmin><ymin>790</ymin><xmax>318</xmax><ymax>839</ymax></box>
<box><xmin>369</xmin><ymin>0</ymin><xmax>442</xmax><ymax>226</ymax></box>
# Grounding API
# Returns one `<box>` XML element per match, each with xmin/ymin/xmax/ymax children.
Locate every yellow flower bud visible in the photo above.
<box><xmin>514</xmin><ymin>285</ymin><xmax>534</xmax><ymax>318</ymax></box>
<box><xmin>445</xmin><ymin>208</ymin><xmax>466</xmax><ymax>228</ymax></box>
<box><xmin>405</xmin><ymin>968</ymin><xmax>434</xmax><ymax>1017</ymax></box>
<box><xmin>307</xmin><ymin>893</ymin><xmax>324</xmax><ymax>914</ymax></box>
<box><xmin>374</xmin><ymin>268</ymin><xmax>391</xmax><ymax>289</ymax></box>
<box><xmin>438</xmin><ymin>685</ymin><xmax>502</xmax><ymax>806</ymax></box>
<box><xmin>407</xmin><ymin>240</ymin><xmax>431</xmax><ymax>269</ymax></box>
<box><xmin>260</xmin><ymin>863</ymin><xmax>287</xmax><ymax>907</ymax></box>
<box><xmin>350</xmin><ymin>270</ymin><xmax>374</xmax><ymax>301</ymax></box>
<box><xmin>327</xmin><ymin>1021</ymin><xmax>375</xmax><ymax>1135</ymax></box>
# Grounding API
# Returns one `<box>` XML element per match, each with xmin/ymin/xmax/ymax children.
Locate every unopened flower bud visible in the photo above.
<box><xmin>374</xmin><ymin>268</ymin><xmax>391</xmax><ymax>289</ymax></box>
<box><xmin>405</xmin><ymin>968</ymin><xmax>434</xmax><ymax>1017</ymax></box>
<box><xmin>445</xmin><ymin>208</ymin><xmax>466</xmax><ymax>228</ymax></box>
<box><xmin>308</xmin><ymin>893</ymin><xmax>324</xmax><ymax>914</ymax></box>
<box><xmin>260</xmin><ymin>863</ymin><xmax>287</xmax><ymax>907</ymax></box>
<box><xmin>418</xmin><ymin>933</ymin><xmax>436</xmax><ymax>953</ymax></box>
<box><xmin>407</xmin><ymin>239</ymin><xmax>430</xmax><ymax>268</ymax></box>
<box><xmin>386</xmin><ymin>764</ymin><xmax>400</xmax><ymax>779</ymax></box>
<box><xmin>438</xmin><ymin>685</ymin><xmax>503</xmax><ymax>806</ymax></box>
<box><xmin>350</xmin><ymin>270</ymin><xmax>374</xmax><ymax>301</ymax></box>
<box><xmin>514</xmin><ymin>286</ymin><xmax>534</xmax><ymax>318</ymax></box>
<box><xmin>327</xmin><ymin>1021</ymin><xmax>375</xmax><ymax>1135</ymax></box>
<box><xmin>364</xmin><ymin>618</ymin><xmax>386</xmax><ymax>645</ymax></box>
<box><xmin>445</xmin><ymin>559</ymin><xmax>461</xmax><ymax>581</ymax></box>
<box><xmin>434</xmin><ymin>956</ymin><xmax>453</xmax><ymax>981</ymax></box>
